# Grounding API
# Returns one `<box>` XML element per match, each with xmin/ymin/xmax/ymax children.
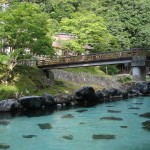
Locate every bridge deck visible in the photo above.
<box><xmin>18</xmin><ymin>49</ymin><xmax>150</xmax><ymax>69</ymax></box>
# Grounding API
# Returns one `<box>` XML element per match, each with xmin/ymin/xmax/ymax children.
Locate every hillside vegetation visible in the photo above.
<box><xmin>0</xmin><ymin>65</ymin><xmax>108</xmax><ymax>100</ymax></box>
<box><xmin>0</xmin><ymin>0</ymin><xmax>149</xmax><ymax>99</ymax></box>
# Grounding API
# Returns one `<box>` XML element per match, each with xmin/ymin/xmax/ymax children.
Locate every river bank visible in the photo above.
<box><xmin>0</xmin><ymin>81</ymin><xmax>150</xmax><ymax>113</ymax></box>
<box><xmin>0</xmin><ymin>66</ymin><xmax>150</xmax><ymax>113</ymax></box>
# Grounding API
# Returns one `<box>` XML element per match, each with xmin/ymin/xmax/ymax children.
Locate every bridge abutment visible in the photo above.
<box><xmin>132</xmin><ymin>66</ymin><xmax>146</xmax><ymax>81</ymax></box>
<box><xmin>131</xmin><ymin>56</ymin><xmax>146</xmax><ymax>81</ymax></box>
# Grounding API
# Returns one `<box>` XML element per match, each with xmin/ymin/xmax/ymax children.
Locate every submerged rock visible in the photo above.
<box><xmin>106</xmin><ymin>106</ymin><xmax>115</xmax><ymax>107</ymax></box>
<box><xmin>0</xmin><ymin>99</ymin><xmax>20</xmax><ymax>112</ymax></box>
<box><xmin>132</xmin><ymin>103</ymin><xmax>143</xmax><ymax>105</ymax></box>
<box><xmin>0</xmin><ymin>120</ymin><xmax>9</xmax><ymax>126</ymax></box>
<box><xmin>107</xmin><ymin>110</ymin><xmax>121</xmax><ymax>113</ymax></box>
<box><xmin>139</xmin><ymin>112</ymin><xmax>150</xmax><ymax>119</ymax></box>
<box><xmin>128</xmin><ymin>107</ymin><xmax>140</xmax><ymax>110</ymax></box>
<box><xmin>92</xmin><ymin>134</ymin><xmax>115</xmax><ymax>140</ymax></box>
<box><xmin>79</xmin><ymin>122</ymin><xmax>85</xmax><ymax>125</ymax></box>
<box><xmin>120</xmin><ymin>126</ymin><xmax>128</xmax><ymax>128</ymax></box>
<box><xmin>62</xmin><ymin>135</ymin><xmax>73</xmax><ymax>140</ymax></box>
<box><xmin>0</xmin><ymin>144</ymin><xmax>10</xmax><ymax>149</ymax></box>
<box><xmin>23</xmin><ymin>135</ymin><xmax>37</xmax><ymax>138</ymax></box>
<box><xmin>132</xmin><ymin>113</ymin><xmax>138</xmax><ymax>115</ymax></box>
<box><xmin>76</xmin><ymin>109</ymin><xmax>88</xmax><ymax>113</ymax></box>
<box><xmin>142</xmin><ymin>120</ymin><xmax>150</xmax><ymax>131</ymax></box>
<box><xmin>38</xmin><ymin>123</ymin><xmax>53</xmax><ymax>129</ymax></box>
<box><xmin>100</xmin><ymin>116</ymin><xmax>123</xmax><ymax>121</ymax></box>
<box><xmin>61</xmin><ymin>114</ymin><xmax>74</xmax><ymax>118</ymax></box>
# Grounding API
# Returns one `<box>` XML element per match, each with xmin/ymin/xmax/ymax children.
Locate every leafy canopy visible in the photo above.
<box><xmin>0</xmin><ymin>2</ymin><xmax>54</xmax><ymax>55</ymax></box>
<box><xmin>97</xmin><ymin>0</ymin><xmax>150</xmax><ymax>49</ymax></box>
<box><xmin>59</xmin><ymin>11</ymin><xmax>119</xmax><ymax>52</ymax></box>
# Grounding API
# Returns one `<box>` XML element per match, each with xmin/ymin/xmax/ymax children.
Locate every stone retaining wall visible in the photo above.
<box><xmin>51</xmin><ymin>69</ymin><xmax>121</xmax><ymax>89</ymax></box>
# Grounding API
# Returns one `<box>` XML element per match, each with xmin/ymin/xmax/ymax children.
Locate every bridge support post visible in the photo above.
<box><xmin>131</xmin><ymin>56</ymin><xmax>146</xmax><ymax>81</ymax></box>
<box><xmin>132</xmin><ymin>66</ymin><xmax>146</xmax><ymax>81</ymax></box>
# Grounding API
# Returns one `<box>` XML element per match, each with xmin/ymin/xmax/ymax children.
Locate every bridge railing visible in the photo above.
<box><xmin>36</xmin><ymin>50</ymin><xmax>133</xmax><ymax>66</ymax></box>
<box><xmin>17</xmin><ymin>49</ymin><xmax>150</xmax><ymax>67</ymax></box>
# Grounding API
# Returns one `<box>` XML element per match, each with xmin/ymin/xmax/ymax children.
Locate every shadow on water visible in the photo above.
<box><xmin>0</xmin><ymin>102</ymin><xmax>98</xmax><ymax>119</ymax></box>
<box><xmin>0</xmin><ymin>108</ymin><xmax>55</xmax><ymax>119</ymax></box>
<box><xmin>0</xmin><ymin>106</ymin><xmax>79</xmax><ymax>119</ymax></box>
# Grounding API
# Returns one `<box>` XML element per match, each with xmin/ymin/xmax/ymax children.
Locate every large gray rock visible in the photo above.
<box><xmin>74</xmin><ymin>86</ymin><xmax>97</xmax><ymax>103</ymax></box>
<box><xmin>135</xmin><ymin>82</ymin><xmax>150</xmax><ymax>94</ymax></box>
<box><xmin>0</xmin><ymin>99</ymin><xmax>20</xmax><ymax>112</ymax></box>
<box><xmin>95</xmin><ymin>90</ymin><xmax>105</xmax><ymax>100</ymax></box>
<box><xmin>54</xmin><ymin>94</ymin><xmax>74</xmax><ymax>105</ymax></box>
<box><xmin>42</xmin><ymin>94</ymin><xmax>55</xmax><ymax>106</ymax></box>
<box><xmin>19</xmin><ymin>96</ymin><xmax>45</xmax><ymax>109</ymax></box>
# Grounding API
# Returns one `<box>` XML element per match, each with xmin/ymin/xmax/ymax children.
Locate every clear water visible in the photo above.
<box><xmin>0</xmin><ymin>97</ymin><xmax>150</xmax><ymax>150</ymax></box>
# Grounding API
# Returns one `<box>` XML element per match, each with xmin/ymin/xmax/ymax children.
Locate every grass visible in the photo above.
<box><xmin>0</xmin><ymin>84</ymin><xmax>18</xmax><ymax>100</ymax></box>
<box><xmin>64</xmin><ymin>66</ymin><xmax>109</xmax><ymax>76</ymax></box>
<box><xmin>0</xmin><ymin>65</ymin><xmax>107</xmax><ymax>100</ymax></box>
<box><xmin>0</xmin><ymin>65</ymin><xmax>47</xmax><ymax>100</ymax></box>
<box><xmin>35</xmin><ymin>80</ymin><xmax>102</xmax><ymax>96</ymax></box>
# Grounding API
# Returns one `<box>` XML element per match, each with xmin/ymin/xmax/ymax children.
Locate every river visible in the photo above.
<box><xmin>0</xmin><ymin>97</ymin><xmax>150</xmax><ymax>150</ymax></box>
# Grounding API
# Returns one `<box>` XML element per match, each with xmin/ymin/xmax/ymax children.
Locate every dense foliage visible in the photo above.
<box><xmin>0</xmin><ymin>2</ymin><xmax>54</xmax><ymax>55</ymax></box>
<box><xmin>1</xmin><ymin>0</ymin><xmax>150</xmax><ymax>54</ymax></box>
<box><xmin>0</xmin><ymin>0</ymin><xmax>149</xmax><ymax>99</ymax></box>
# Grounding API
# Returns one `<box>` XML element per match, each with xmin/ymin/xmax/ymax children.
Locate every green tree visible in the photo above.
<box><xmin>0</xmin><ymin>2</ymin><xmax>54</xmax><ymax>84</ymax></box>
<box><xmin>59</xmin><ymin>11</ymin><xmax>119</xmax><ymax>53</ymax></box>
<box><xmin>0</xmin><ymin>2</ymin><xmax>54</xmax><ymax>55</ymax></box>
<box><xmin>97</xmin><ymin>0</ymin><xmax>150</xmax><ymax>49</ymax></box>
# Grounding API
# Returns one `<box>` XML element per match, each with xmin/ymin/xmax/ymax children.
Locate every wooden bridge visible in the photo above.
<box><xmin>18</xmin><ymin>48</ymin><xmax>150</xmax><ymax>81</ymax></box>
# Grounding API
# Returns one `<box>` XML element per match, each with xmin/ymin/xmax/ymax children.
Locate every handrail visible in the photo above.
<box><xmin>17</xmin><ymin>49</ymin><xmax>150</xmax><ymax>67</ymax></box>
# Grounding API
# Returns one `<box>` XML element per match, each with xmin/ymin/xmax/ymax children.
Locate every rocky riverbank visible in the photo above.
<box><xmin>0</xmin><ymin>81</ymin><xmax>150</xmax><ymax>112</ymax></box>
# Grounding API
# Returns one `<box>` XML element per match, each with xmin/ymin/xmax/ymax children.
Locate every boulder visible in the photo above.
<box><xmin>54</xmin><ymin>94</ymin><xmax>74</xmax><ymax>106</ymax></box>
<box><xmin>135</xmin><ymin>82</ymin><xmax>150</xmax><ymax>95</ymax></box>
<box><xmin>95</xmin><ymin>90</ymin><xmax>105</xmax><ymax>101</ymax></box>
<box><xmin>127</xmin><ymin>88</ymin><xmax>139</xmax><ymax>96</ymax></box>
<box><xmin>101</xmin><ymin>89</ymin><xmax>110</xmax><ymax>98</ymax></box>
<box><xmin>19</xmin><ymin>96</ymin><xmax>45</xmax><ymax>109</ymax></box>
<box><xmin>74</xmin><ymin>86</ymin><xmax>97</xmax><ymax>102</ymax></box>
<box><xmin>108</xmin><ymin>88</ymin><xmax>119</xmax><ymax>96</ymax></box>
<box><xmin>42</xmin><ymin>94</ymin><xmax>55</xmax><ymax>106</ymax></box>
<box><xmin>0</xmin><ymin>99</ymin><xmax>20</xmax><ymax>112</ymax></box>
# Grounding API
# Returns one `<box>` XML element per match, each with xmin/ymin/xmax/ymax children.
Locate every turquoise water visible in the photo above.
<box><xmin>0</xmin><ymin>97</ymin><xmax>150</xmax><ymax>150</ymax></box>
